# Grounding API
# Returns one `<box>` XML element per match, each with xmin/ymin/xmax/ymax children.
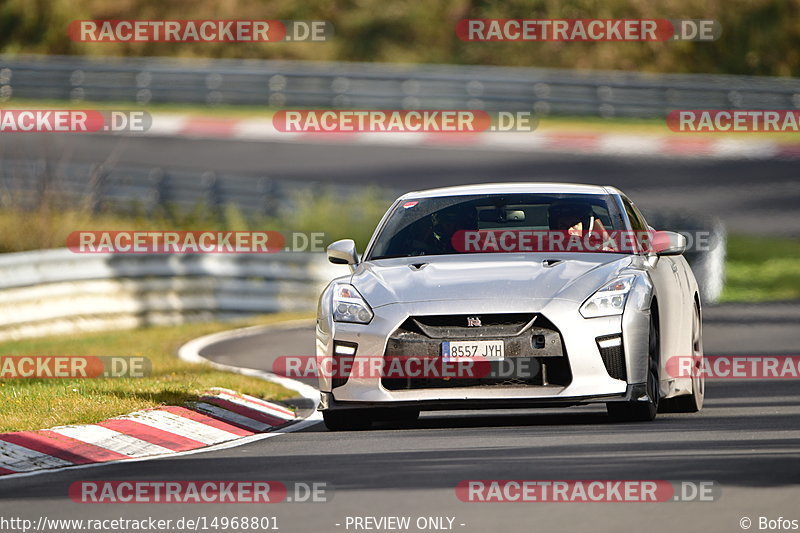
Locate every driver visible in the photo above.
<box><xmin>548</xmin><ymin>202</ymin><xmax>594</xmax><ymax>235</ymax></box>
<box><xmin>548</xmin><ymin>202</ymin><xmax>618</xmax><ymax>251</ymax></box>
<box><xmin>431</xmin><ymin>207</ymin><xmax>476</xmax><ymax>253</ymax></box>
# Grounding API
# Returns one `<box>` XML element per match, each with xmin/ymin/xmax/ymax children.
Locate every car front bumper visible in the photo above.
<box><xmin>319</xmin><ymin>382</ymin><xmax>650</xmax><ymax>412</ymax></box>
<box><xmin>317</xmin><ymin>293</ymin><xmax>653</xmax><ymax>409</ymax></box>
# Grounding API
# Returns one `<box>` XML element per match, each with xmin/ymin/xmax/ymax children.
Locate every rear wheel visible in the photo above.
<box><xmin>607</xmin><ymin>309</ymin><xmax>660</xmax><ymax>422</ymax></box>
<box><xmin>322</xmin><ymin>410</ymin><xmax>372</xmax><ymax>431</ymax></box>
<box><xmin>660</xmin><ymin>301</ymin><xmax>704</xmax><ymax>413</ymax></box>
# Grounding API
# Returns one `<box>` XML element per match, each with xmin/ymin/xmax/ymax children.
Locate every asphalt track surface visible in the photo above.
<box><xmin>3</xmin><ymin>132</ymin><xmax>800</xmax><ymax>236</ymax></box>
<box><xmin>0</xmin><ymin>304</ymin><xmax>798</xmax><ymax>533</ymax></box>
<box><xmin>0</xmin><ymin>134</ymin><xmax>798</xmax><ymax>532</ymax></box>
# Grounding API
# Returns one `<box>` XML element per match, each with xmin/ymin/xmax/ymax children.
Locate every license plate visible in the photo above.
<box><xmin>442</xmin><ymin>340</ymin><xmax>505</xmax><ymax>362</ymax></box>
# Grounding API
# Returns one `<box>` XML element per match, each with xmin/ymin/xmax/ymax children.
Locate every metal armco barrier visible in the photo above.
<box><xmin>0</xmin><ymin>158</ymin><xmax>725</xmax><ymax>307</ymax></box>
<box><xmin>0</xmin><ymin>158</ymin><xmax>397</xmax><ymax>215</ymax></box>
<box><xmin>0</xmin><ymin>226</ymin><xmax>724</xmax><ymax>344</ymax></box>
<box><xmin>2</xmin><ymin>55</ymin><xmax>799</xmax><ymax>117</ymax></box>
<box><xmin>0</xmin><ymin>248</ymin><xmax>346</xmax><ymax>341</ymax></box>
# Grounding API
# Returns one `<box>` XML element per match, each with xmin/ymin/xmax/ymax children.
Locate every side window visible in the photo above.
<box><xmin>622</xmin><ymin>197</ymin><xmax>647</xmax><ymax>232</ymax></box>
<box><xmin>631</xmin><ymin>202</ymin><xmax>650</xmax><ymax>230</ymax></box>
<box><xmin>621</xmin><ymin>197</ymin><xmax>650</xmax><ymax>252</ymax></box>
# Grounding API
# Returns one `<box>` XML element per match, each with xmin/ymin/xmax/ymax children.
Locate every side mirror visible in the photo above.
<box><xmin>652</xmin><ymin>231</ymin><xmax>686</xmax><ymax>256</ymax></box>
<box><xmin>327</xmin><ymin>239</ymin><xmax>358</xmax><ymax>265</ymax></box>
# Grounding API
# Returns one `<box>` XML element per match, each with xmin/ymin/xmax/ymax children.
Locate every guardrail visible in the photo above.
<box><xmin>0</xmin><ymin>158</ymin><xmax>398</xmax><ymax>215</ymax></box>
<box><xmin>0</xmin><ymin>248</ymin><xmax>346</xmax><ymax>341</ymax></box>
<box><xmin>2</xmin><ymin>55</ymin><xmax>799</xmax><ymax>117</ymax></box>
<box><xmin>0</xmin><ymin>225</ymin><xmax>724</xmax><ymax>344</ymax></box>
<box><xmin>0</xmin><ymin>158</ymin><xmax>725</xmax><ymax>305</ymax></box>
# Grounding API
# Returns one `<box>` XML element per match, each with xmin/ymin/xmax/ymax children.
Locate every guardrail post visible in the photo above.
<box><xmin>86</xmin><ymin>163</ymin><xmax>107</xmax><ymax>212</ymax></box>
<box><xmin>0</xmin><ymin>67</ymin><xmax>12</xmax><ymax>101</ymax></box>
<box><xmin>136</xmin><ymin>71</ymin><xmax>152</xmax><ymax>104</ymax></box>
<box><xmin>35</xmin><ymin>158</ymin><xmax>52</xmax><ymax>209</ymax></box>
<box><xmin>257</xmin><ymin>177</ymin><xmax>277</xmax><ymax>215</ymax></box>
<box><xmin>148</xmin><ymin>168</ymin><xmax>166</xmax><ymax>211</ymax></box>
<box><xmin>70</xmin><ymin>69</ymin><xmax>85</xmax><ymax>101</ymax></box>
<box><xmin>201</xmin><ymin>171</ymin><xmax>221</xmax><ymax>213</ymax></box>
<box><xmin>206</xmin><ymin>72</ymin><xmax>224</xmax><ymax>105</ymax></box>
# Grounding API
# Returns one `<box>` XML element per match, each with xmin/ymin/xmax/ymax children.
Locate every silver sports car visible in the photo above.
<box><xmin>316</xmin><ymin>183</ymin><xmax>704</xmax><ymax>430</ymax></box>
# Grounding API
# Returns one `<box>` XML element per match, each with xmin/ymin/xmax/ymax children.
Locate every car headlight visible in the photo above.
<box><xmin>332</xmin><ymin>284</ymin><xmax>374</xmax><ymax>324</ymax></box>
<box><xmin>580</xmin><ymin>276</ymin><xmax>636</xmax><ymax>318</ymax></box>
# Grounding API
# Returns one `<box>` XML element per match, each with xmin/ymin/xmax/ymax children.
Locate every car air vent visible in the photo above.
<box><xmin>542</xmin><ymin>259</ymin><xmax>564</xmax><ymax>268</ymax></box>
<box><xmin>409</xmin><ymin>262</ymin><xmax>429</xmax><ymax>270</ymax></box>
<box><xmin>596</xmin><ymin>334</ymin><xmax>626</xmax><ymax>381</ymax></box>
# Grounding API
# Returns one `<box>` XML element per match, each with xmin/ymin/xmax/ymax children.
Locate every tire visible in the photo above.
<box><xmin>322</xmin><ymin>410</ymin><xmax>372</xmax><ymax>431</ymax></box>
<box><xmin>607</xmin><ymin>309</ymin><xmax>660</xmax><ymax>422</ymax></box>
<box><xmin>660</xmin><ymin>300</ymin><xmax>704</xmax><ymax>413</ymax></box>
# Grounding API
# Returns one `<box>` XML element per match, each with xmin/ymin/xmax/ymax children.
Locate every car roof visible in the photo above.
<box><xmin>401</xmin><ymin>182</ymin><xmax>620</xmax><ymax>199</ymax></box>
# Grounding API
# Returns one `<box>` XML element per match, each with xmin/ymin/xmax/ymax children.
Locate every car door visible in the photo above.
<box><xmin>621</xmin><ymin>196</ymin><xmax>685</xmax><ymax>380</ymax></box>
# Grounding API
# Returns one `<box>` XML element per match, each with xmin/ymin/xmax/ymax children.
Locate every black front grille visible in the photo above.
<box><xmin>387</xmin><ymin>314</ymin><xmax>564</xmax><ymax>357</ymax></box>
<box><xmin>411</xmin><ymin>313</ymin><xmax>537</xmax><ymax>338</ymax></box>
<box><xmin>381</xmin><ymin>313</ymin><xmax>572</xmax><ymax>390</ymax></box>
<box><xmin>597</xmin><ymin>335</ymin><xmax>626</xmax><ymax>381</ymax></box>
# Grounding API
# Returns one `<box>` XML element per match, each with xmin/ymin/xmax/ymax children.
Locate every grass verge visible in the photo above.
<box><xmin>0</xmin><ymin>312</ymin><xmax>313</xmax><ymax>433</ymax></box>
<box><xmin>720</xmin><ymin>235</ymin><xmax>800</xmax><ymax>302</ymax></box>
<box><xmin>0</xmin><ymin>188</ymin><xmax>391</xmax><ymax>253</ymax></box>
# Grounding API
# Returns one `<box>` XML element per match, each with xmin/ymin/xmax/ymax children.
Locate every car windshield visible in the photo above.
<box><xmin>367</xmin><ymin>193</ymin><xmax>630</xmax><ymax>259</ymax></box>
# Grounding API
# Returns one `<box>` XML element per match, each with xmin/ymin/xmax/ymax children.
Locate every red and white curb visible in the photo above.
<box><xmin>0</xmin><ymin>320</ymin><xmax>321</xmax><ymax>479</ymax></box>
<box><xmin>0</xmin><ymin>388</ymin><xmax>295</xmax><ymax>476</ymax></box>
<box><xmin>129</xmin><ymin>114</ymin><xmax>800</xmax><ymax>160</ymax></box>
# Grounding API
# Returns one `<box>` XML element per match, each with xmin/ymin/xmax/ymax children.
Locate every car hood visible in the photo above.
<box><xmin>351</xmin><ymin>253</ymin><xmax>635</xmax><ymax>308</ymax></box>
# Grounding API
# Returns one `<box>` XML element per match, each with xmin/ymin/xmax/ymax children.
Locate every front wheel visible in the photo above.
<box><xmin>607</xmin><ymin>310</ymin><xmax>660</xmax><ymax>422</ymax></box>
